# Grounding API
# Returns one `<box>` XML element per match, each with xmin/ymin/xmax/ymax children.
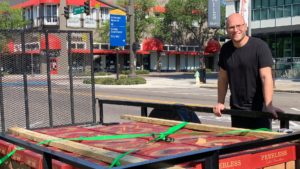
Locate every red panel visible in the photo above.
<box><xmin>89</xmin><ymin>122</ymin><xmax>168</xmax><ymax>136</ymax></box>
<box><xmin>0</xmin><ymin>140</ymin><xmax>15</xmax><ymax>155</ymax></box>
<box><xmin>137</xmin><ymin>142</ymin><xmax>205</xmax><ymax>158</ymax></box>
<box><xmin>40</xmin><ymin>0</ymin><xmax>60</xmax><ymax>3</ymax></box>
<box><xmin>23</xmin><ymin>150</ymin><xmax>43</xmax><ymax>169</ymax></box>
<box><xmin>142</xmin><ymin>38</ymin><xmax>164</xmax><ymax>51</ymax></box>
<box><xmin>204</xmin><ymin>39</ymin><xmax>221</xmax><ymax>54</ymax></box>
<box><xmin>36</xmin><ymin>126</ymin><xmax>100</xmax><ymax>138</ymax></box>
<box><xmin>40</xmin><ymin>34</ymin><xmax>61</xmax><ymax>50</ymax></box>
<box><xmin>252</xmin><ymin>145</ymin><xmax>296</xmax><ymax>168</ymax></box>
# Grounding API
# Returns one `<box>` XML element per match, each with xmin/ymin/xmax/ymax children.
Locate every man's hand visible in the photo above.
<box><xmin>213</xmin><ymin>103</ymin><xmax>225</xmax><ymax>117</ymax></box>
<box><xmin>264</xmin><ymin>105</ymin><xmax>284</xmax><ymax>119</ymax></box>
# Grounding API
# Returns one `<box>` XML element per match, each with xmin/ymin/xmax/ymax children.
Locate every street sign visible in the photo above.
<box><xmin>73</xmin><ymin>6</ymin><xmax>85</xmax><ymax>15</ymax></box>
<box><xmin>110</xmin><ymin>14</ymin><xmax>126</xmax><ymax>47</ymax></box>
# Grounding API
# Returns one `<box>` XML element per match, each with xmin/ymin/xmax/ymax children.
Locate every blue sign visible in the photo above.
<box><xmin>110</xmin><ymin>14</ymin><xmax>126</xmax><ymax>47</ymax></box>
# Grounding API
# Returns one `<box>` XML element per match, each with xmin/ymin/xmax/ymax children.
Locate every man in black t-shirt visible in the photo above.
<box><xmin>213</xmin><ymin>13</ymin><xmax>283</xmax><ymax>129</ymax></box>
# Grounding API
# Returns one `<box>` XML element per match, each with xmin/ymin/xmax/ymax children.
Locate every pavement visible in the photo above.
<box><xmin>93</xmin><ymin>72</ymin><xmax>300</xmax><ymax>93</ymax></box>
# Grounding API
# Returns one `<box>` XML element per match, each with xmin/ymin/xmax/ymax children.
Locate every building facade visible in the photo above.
<box><xmin>1</xmin><ymin>0</ymin><xmax>218</xmax><ymax>75</ymax></box>
<box><xmin>226</xmin><ymin>0</ymin><xmax>300</xmax><ymax>78</ymax></box>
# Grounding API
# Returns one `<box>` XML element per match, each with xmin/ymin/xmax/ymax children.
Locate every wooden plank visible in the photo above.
<box><xmin>286</xmin><ymin>161</ymin><xmax>296</xmax><ymax>169</ymax></box>
<box><xmin>8</xmin><ymin>127</ymin><xmax>146</xmax><ymax>165</ymax></box>
<box><xmin>121</xmin><ymin>114</ymin><xmax>283</xmax><ymax>138</ymax></box>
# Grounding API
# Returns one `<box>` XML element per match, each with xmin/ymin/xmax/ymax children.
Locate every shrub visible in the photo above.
<box><xmin>121</xmin><ymin>70</ymin><xmax>149</xmax><ymax>75</ymax></box>
<box><xmin>84</xmin><ymin>76</ymin><xmax>146</xmax><ymax>85</ymax></box>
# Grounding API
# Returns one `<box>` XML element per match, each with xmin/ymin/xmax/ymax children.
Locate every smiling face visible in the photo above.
<box><xmin>226</xmin><ymin>13</ymin><xmax>248</xmax><ymax>47</ymax></box>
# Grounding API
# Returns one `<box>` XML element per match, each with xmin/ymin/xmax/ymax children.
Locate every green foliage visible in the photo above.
<box><xmin>161</xmin><ymin>0</ymin><xmax>225</xmax><ymax>46</ymax></box>
<box><xmin>121</xmin><ymin>70</ymin><xmax>149</xmax><ymax>75</ymax></box>
<box><xmin>84</xmin><ymin>76</ymin><xmax>146</xmax><ymax>85</ymax></box>
<box><xmin>0</xmin><ymin>1</ymin><xmax>28</xmax><ymax>29</ymax></box>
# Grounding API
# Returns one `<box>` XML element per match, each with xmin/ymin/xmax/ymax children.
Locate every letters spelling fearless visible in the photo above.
<box><xmin>261</xmin><ymin>150</ymin><xmax>287</xmax><ymax>160</ymax></box>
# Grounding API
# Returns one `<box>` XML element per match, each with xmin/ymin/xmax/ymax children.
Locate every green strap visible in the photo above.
<box><xmin>0</xmin><ymin>122</ymin><xmax>188</xmax><ymax>167</ymax></box>
<box><xmin>0</xmin><ymin>147</ymin><xmax>24</xmax><ymax>165</ymax></box>
<box><xmin>217</xmin><ymin>128</ymin><xmax>272</xmax><ymax>136</ymax></box>
<box><xmin>109</xmin><ymin>122</ymin><xmax>188</xmax><ymax>168</ymax></box>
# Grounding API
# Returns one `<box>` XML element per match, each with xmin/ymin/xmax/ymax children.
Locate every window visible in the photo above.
<box><xmin>44</xmin><ymin>5</ymin><xmax>58</xmax><ymax>24</ymax></box>
<box><xmin>254</xmin><ymin>0</ymin><xmax>261</xmax><ymax>9</ymax></box>
<box><xmin>276</xmin><ymin>6</ymin><xmax>284</xmax><ymax>18</ymax></box>
<box><xmin>262</xmin><ymin>0</ymin><xmax>269</xmax><ymax>8</ymax></box>
<box><xmin>294</xmin><ymin>0</ymin><xmax>300</xmax><ymax>3</ymax></box>
<box><xmin>293</xmin><ymin>4</ymin><xmax>300</xmax><ymax>16</ymax></box>
<box><xmin>284</xmin><ymin>5</ymin><xmax>291</xmax><ymax>17</ymax></box>
<box><xmin>100</xmin><ymin>8</ymin><xmax>109</xmax><ymax>22</ymax></box>
<box><xmin>269</xmin><ymin>7</ymin><xmax>276</xmax><ymax>18</ymax></box>
<box><xmin>253</xmin><ymin>9</ymin><xmax>261</xmax><ymax>20</ymax></box>
<box><xmin>285</xmin><ymin>0</ymin><xmax>292</xmax><ymax>5</ymax></box>
<box><xmin>235</xmin><ymin>1</ymin><xmax>240</xmax><ymax>12</ymax></box>
<box><xmin>261</xmin><ymin>8</ymin><xmax>268</xmax><ymax>19</ymax></box>
<box><xmin>293</xmin><ymin>33</ymin><xmax>300</xmax><ymax>58</ymax></box>
<box><xmin>269</xmin><ymin>0</ymin><xmax>276</xmax><ymax>6</ymax></box>
<box><xmin>277</xmin><ymin>0</ymin><xmax>284</xmax><ymax>6</ymax></box>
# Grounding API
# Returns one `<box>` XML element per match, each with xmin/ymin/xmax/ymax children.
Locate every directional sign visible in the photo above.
<box><xmin>110</xmin><ymin>14</ymin><xmax>126</xmax><ymax>47</ymax></box>
<box><xmin>73</xmin><ymin>6</ymin><xmax>84</xmax><ymax>15</ymax></box>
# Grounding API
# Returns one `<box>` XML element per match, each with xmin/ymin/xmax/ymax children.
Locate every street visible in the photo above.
<box><xmin>2</xmin><ymin>75</ymin><xmax>300</xmax><ymax>132</ymax></box>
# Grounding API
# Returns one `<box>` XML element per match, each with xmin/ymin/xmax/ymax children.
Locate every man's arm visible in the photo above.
<box><xmin>213</xmin><ymin>68</ymin><xmax>229</xmax><ymax>116</ymax></box>
<box><xmin>260</xmin><ymin>67</ymin><xmax>283</xmax><ymax>118</ymax></box>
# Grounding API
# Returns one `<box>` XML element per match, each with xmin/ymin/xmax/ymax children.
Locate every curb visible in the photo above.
<box><xmin>199</xmin><ymin>85</ymin><xmax>300</xmax><ymax>93</ymax></box>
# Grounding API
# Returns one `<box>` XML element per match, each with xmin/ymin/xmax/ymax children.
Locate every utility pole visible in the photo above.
<box><xmin>96</xmin><ymin>0</ymin><xmax>136</xmax><ymax>77</ymax></box>
<box><xmin>128</xmin><ymin>0</ymin><xmax>136</xmax><ymax>77</ymax></box>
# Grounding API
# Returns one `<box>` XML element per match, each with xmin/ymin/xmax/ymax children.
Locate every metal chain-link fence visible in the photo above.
<box><xmin>0</xmin><ymin>30</ymin><xmax>96</xmax><ymax>132</ymax></box>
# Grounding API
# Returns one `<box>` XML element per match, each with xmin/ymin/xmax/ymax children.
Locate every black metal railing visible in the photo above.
<box><xmin>96</xmin><ymin>98</ymin><xmax>298</xmax><ymax>129</ymax></box>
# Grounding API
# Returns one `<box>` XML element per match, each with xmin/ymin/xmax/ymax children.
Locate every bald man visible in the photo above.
<box><xmin>213</xmin><ymin>13</ymin><xmax>283</xmax><ymax>129</ymax></box>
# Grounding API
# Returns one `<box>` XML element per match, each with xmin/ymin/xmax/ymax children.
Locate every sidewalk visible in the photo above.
<box><xmin>200</xmin><ymin>78</ymin><xmax>300</xmax><ymax>93</ymax></box>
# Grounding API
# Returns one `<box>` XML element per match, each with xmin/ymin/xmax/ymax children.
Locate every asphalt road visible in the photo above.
<box><xmin>2</xmin><ymin>76</ymin><xmax>300</xmax><ymax>132</ymax></box>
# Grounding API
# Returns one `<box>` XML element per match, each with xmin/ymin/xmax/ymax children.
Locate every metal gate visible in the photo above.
<box><xmin>0</xmin><ymin>30</ymin><xmax>96</xmax><ymax>132</ymax></box>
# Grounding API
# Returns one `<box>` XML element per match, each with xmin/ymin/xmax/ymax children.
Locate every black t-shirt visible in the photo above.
<box><xmin>218</xmin><ymin>37</ymin><xmax>273</xmax><ymax>111</ymax></box>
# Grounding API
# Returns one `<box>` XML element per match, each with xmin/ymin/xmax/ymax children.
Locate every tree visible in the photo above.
<box><xmin>0</xmin><ymin>1</ymin><xmax>28</xmax><ymax>53</ymax></box>
<box><xmin>159</xmin><ymin>0</ymin><xmax>225</xmax><ymax>49</ymax></box>
<box><xmin>0</xmin><ymin>1</ymin><xmax>28</xmax><ymax>29</ymax></box>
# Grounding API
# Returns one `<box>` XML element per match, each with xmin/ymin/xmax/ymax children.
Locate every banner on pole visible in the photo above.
<box><xmin>239</xmin><ymin>0</ymin><xmax>249</xmax><ymax>26</ymax></box>
<box><xmin>208</xmin><ymin>0</ymin><xmax>221</xmax><ymax>28</ymax></box>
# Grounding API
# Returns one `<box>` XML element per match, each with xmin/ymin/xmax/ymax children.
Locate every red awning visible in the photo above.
<box><xmin>136</xmin><ymin>50</ymin><xmax>150</xmax><ymax>55</ymax></box>
<box><xmin>8</xmin><ymin>41</ymin><xmax>15</xmax><ymax>54</ymax></box>
<box><xmin>40</xmin><ymin>34</ymin><xmax>61</xmax><ymax>50</ymax></box>
<box><xmin>13</xmin><ymin>0</ymin><xmax>59</xmax><ymax>8</ymax></box>
<box><xmin>13</xmin><ymin>0</ymin><xmax>107</xmax><ymax>8</ymax></box>
<box><xmin>142</xmin><ymin>38</ymin><xmax>163</xmax><ymax>52</ymax></box>
<box><xmin>204</xmin><ymin>39</ymin><xmax>221</xmax><ymax>54</ymax></box>
<box><xmin>151</xmin><ymin>6</ymin><xmax>166</xmax><ymax>13</ymax></box>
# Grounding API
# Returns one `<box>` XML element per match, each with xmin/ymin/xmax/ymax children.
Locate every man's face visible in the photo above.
<box><xmin>226</xmin><ymin>17</ymin><xmax>247</xmax><ymax>43</ymax></box>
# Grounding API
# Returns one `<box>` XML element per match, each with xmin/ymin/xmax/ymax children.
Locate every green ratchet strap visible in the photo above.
<box><xmin>217</xmin><ymin>128</ymin><xmax>272</xmax><ymax>136</ymax></box>
<box><xmin>0</xmin><ymin>147</ymin><xmax>24</xmax><ymax>165</ymax></box>
<box><xmin>109</xmin><ymin>122</ymin><xmax>188</xmax><ymax>168</ymax></box>
<box><xmin>0</xmin><ymin>122</ymin><xmax>188</xmax><ymax>167</ymax></box>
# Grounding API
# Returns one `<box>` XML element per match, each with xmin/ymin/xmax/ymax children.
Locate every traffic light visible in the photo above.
<box><xmin>64</xmin><ymin>6</ymin><xmax>70</xmax><ymax>19</ymax></box>
<box><xmin>84</xmin><ymin>0</ymin><xmax>90</xmax><ymax>15</ymax></box>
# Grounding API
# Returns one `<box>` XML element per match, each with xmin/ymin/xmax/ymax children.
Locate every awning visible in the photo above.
<box><xmin>204</xmin><ymin>39</ymin><xmax>221</xmax><ymax>54</ymax></box>
<box><xmin>40</xmin><ymin>34</ymin><xmax>61</xmax><ymax>50</ymax></box>
<box><xmin>13</xmin><ymin>0</ymin><xmax>107</xmax><ymax>8</ymax></box>
<box><xmin>12</xmin><ymin>0</ymin><xmax>59</xmax><ymax>8</ymax></box>
<box><xmin>150</xmin><ymin>6</ymin><xmax>166</xmax><ymax>13</ymax></box>
<box><xmin>142</xmin><ymin>38</ymin><xmax>163</xmax><ymax>52</ymax></box>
